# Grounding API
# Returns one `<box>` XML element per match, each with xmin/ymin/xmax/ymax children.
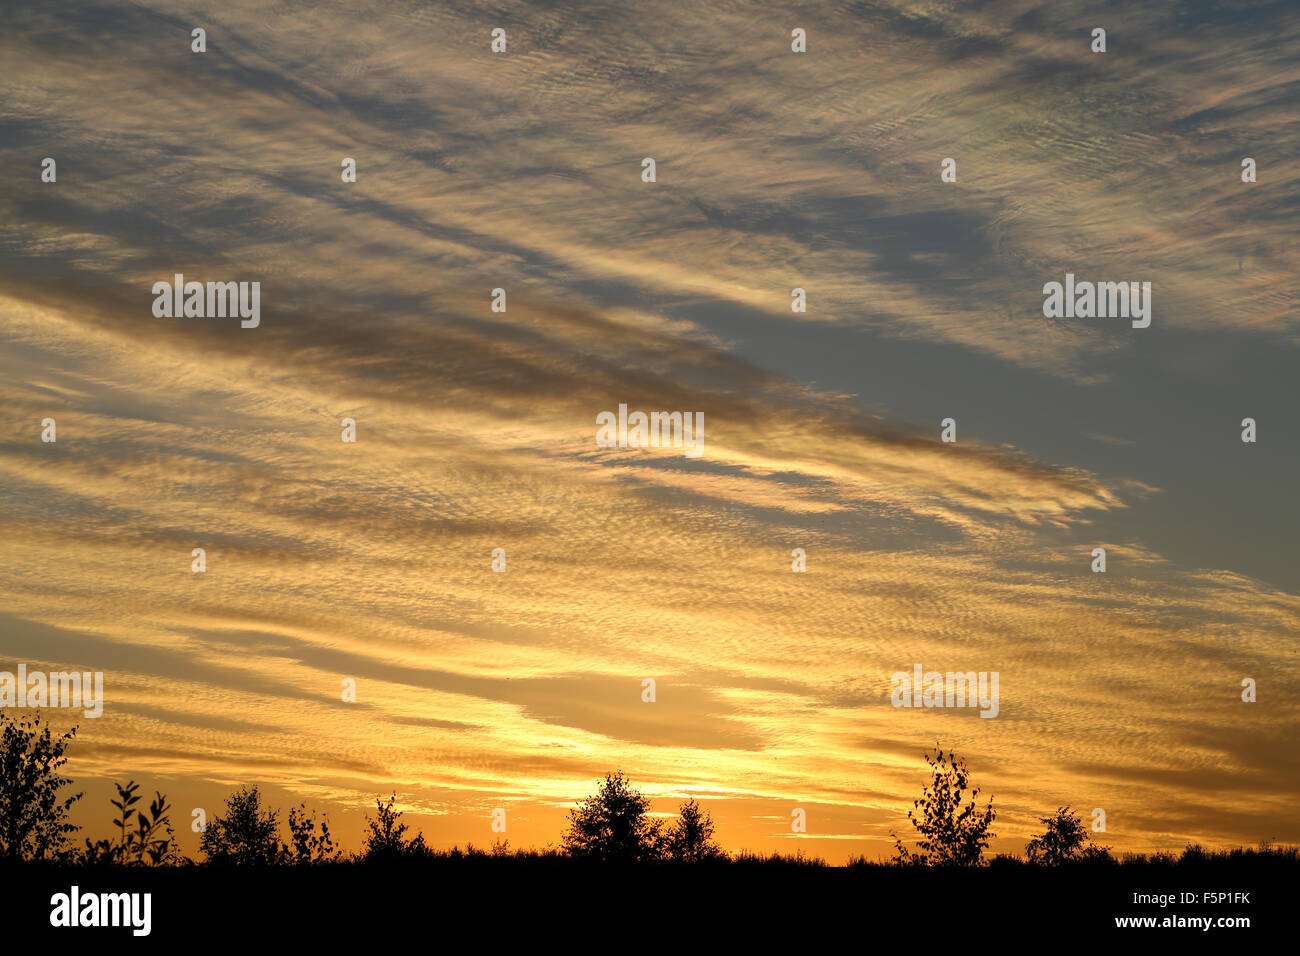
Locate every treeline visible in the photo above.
<box><xmin>2</xmin><ymin>714</ymin><xmax>1294</xmax><ymax>868</ymax></box>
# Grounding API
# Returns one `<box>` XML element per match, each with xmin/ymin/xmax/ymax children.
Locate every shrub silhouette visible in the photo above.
<box><xmin>665</xmin><ymin>799</ymin><xmax>723</xmax><ymax>863</ymax></box>
<box><xmin>200</xmin><ymin>785</ymin><xmax>284</xmax><ymax>865</ymax></box>
<box><xmin>735</xmin><ymin>849</ymin><xmax>827</xmax><ymax>867</ymax></box>
<box><xmin>1025</xmin><ymin>806</ymin><xmax>1111</xmax><ymax>865</ymax></box>
<box><xmin>82</xmin><ymin>780</ymin><xmax>180</xmax><ymax>865</ymax></box>
<box><xmin>562</xmin><ymin>771</ymin><xmax>664</xmax><ymax>862</ymax></box>
<box><xmin>360</xmin><ymin>793</ymin><xmax>428</xmax><ymax>862</ymax></box>
<box><xmin>0</xmin><ymin>714</ymin><xmax>82</xmax><ymax>862</ymax></box>
<box><xmin>286</xmin><ymin>803</ymin><xmax>342</xmax><ymax>865</ymax></box>
<box><xmin>892</xmin><ymin>745</ymin><xmax>995</xmax><ymax>866</ymax></box>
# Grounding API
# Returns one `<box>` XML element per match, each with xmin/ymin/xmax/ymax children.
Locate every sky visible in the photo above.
<box><xmin>1</xmin><ymin>0</ymin><xmax>1297</xmax><ymax>863</ymax></box>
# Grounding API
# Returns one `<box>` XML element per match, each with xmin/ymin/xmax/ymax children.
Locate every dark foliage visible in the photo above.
<box><xmin>1025</xmin><ymin>806</ymin><xmax>1112</xmax><ymax>865</ymax></box>
<box><xmin>199</xmin><ymin>786</ymin><xmax>284</xmax><ymax>865</ymax></box>
<box><xmin>892</xmin><ymin>745</ymin><xmax>996</xmax><ymax>866</ymax></box>
<box><xmin>360</xmin><ymin>793</ymin><xmax>429</xmax><ymax>862</ymax></box>
<box><xmin>82</xmin><ymin>780</ymin><xmax>180</xmax><ymax>865</ymax></box>
<box><xmin>665</xmin><ymin>798</ymin><xmax>723</xmax><ymax>863</ymax></box>
<box><xmin>562</xmin><ymin>771</ymin><xmax>664</xmax><ymax>862</ymax></box>
<box><xmin>0</xmin><ymin>714</ymin><xmax>82</xmax><ymax>862</ymax></box>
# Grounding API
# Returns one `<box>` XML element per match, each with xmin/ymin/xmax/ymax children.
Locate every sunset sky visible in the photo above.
<box><xmin>1</xmin><ymin>0</ymin><xmax>1297</xmax><ymax>863</ymax></box>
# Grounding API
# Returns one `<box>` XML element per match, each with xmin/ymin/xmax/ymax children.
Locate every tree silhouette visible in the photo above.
<box><xmin>286</xmin><ymin>803</ymin><xmax>342</xmax><ymax>864</ymax></box>
<box><xmin>1025</xmin><ymin>806</ymin><xmax>1111</xmax><ymax>865</ymax></box>
<box><xmin>892</xmin><ymin>745</ymin><xmax>996</xmax><ymax>866</ymax></box>
<box><xmin>562</xmin><ymin>771</ymin><xmax>664</xmax><ymax>862</ymax></box>
<box><xmin>0</xmin><ymin>714</ymin><xmax>82</xmax><ymax>862</ymax></box>
<box><xmin>665</xmin><ymin>799</ymin><xmax>723</xmax><ymax>863</ymax></box>
<box><xmin>199</xmin><ymin>785</ymin><xmax>284</xmax><ymax>865</ymax></box>
<box><xmin>360</xmin><ymin>793</ymin><xmax>428</xmax><ymax>862</ymax></box>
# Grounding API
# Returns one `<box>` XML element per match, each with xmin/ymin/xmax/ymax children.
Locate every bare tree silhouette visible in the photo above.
<box><xmin>0</xmin><ymin>714</ymin><xmax>81</xmax><ymax>862</ymax></box>
<box><xmin>892</xmin><ymin>745</ymin><xmax>996</xmax><ymax>866</ymax></box>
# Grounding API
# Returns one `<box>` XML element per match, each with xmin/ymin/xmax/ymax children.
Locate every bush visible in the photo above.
<box><xmin>82</xmin><ymin>780</ymin><xmax>180</xmax><ymax>865</ymax></box>
<box><xmin>892</xmin><ymin>745</ymin><xmax>996</xmax><ymax>867</ymax></box>
<box><xmin>360</xmin><ymin>794</ymin><xmax>428</xmax><ymax>862</ymax></box>
<box><xmin>200</xmin><ymin>786</ymin><xmax>284</xmax><ymax>865</ymax></box>
<box><xmin>1025</xmin><ymin>806</ymin><xmax>1110</xmax><ymax>865</ymax></box>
